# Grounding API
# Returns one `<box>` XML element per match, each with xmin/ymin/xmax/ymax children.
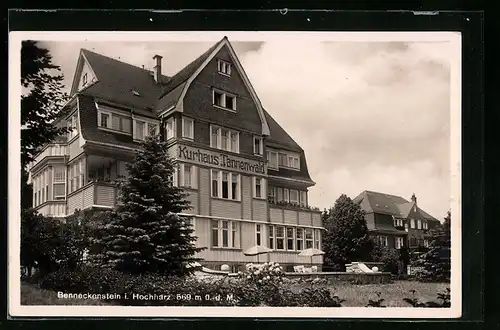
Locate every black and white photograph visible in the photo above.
<box><xmin>9</xmin><ymin>31</ymin><xmax>461</xmax><ymax>318</ymax></box>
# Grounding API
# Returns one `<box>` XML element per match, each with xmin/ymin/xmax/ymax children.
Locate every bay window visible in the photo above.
<box><xmin>305</xmin><ymin>228</ymin><xmax>313</xmax><ymax>249</ymax></box>
<box><xmin>212</xmin><ymin>219</ymin><xmax>240</xmax><ymax>248</ymax></box>
<box><xmin>210</xmin><ymin>125</ymin><xmax>239</xmax><ymax>153</ymax></box>
<box><xmin>211</xmin><ymin>169</ymin><xmax>241</xmax><ymax>200</ymax></box>
<box><xmin>314</xmin><ymin>229</ymin><xmax>321</xmax><ymax>249</ymax></box>
<box><xmin>53</xmin><ymin>166</ymin><xmax>66</xmax><ymax>200</ymax></box>
<box><xmin>296</xmin><ymin>228</ymin><xmax>304</xmax><ymax>251</ymax></box>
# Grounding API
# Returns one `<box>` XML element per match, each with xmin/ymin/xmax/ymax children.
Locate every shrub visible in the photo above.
<box><xmin>403</xmin><ymin>288</ymin><xmax>451</xmax><ymax>308</ymax></box>
<box><xmin>371</xmin><ymin>243</ymin><xmax>400</xmax><ymax>274</ymax></box>
<box><xmin>366</xmin><ymin>292</ymin><xmax>386</xmax><ymax>307</ymax></box>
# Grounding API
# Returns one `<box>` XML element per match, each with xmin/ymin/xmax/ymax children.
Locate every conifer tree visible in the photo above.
<box><xmin>322</xmin><ymin>194</ymin><xmax>374</xmax><ymax>270</ymax></box>
<box><xmin>414</xmin><ymin>211</ymin><xmax>451</xmax><ymax>282</ymax></box>
<box><xmin>91</xmin><ymin>136</ymin><xmax>204</xmax><ymax>276</ymax></box>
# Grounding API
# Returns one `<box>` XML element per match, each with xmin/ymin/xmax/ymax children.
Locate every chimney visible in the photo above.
<box><xmin>411</xmin><ymin>193</ymin><xmax>417</xmax><ymax>204</ymax></box>
<box><xmin>153</xmin><ymin>54</ymin><xmax>162</xmax><ymax>83</ymax></box>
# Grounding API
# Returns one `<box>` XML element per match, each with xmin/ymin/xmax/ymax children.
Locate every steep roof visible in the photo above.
<box><xmin>354</xmin><ymin>190</ymin><xmax>439</xmax><ymax>222</ymax></box>
<box><xmin>80</xmin><ymin>49</ymin><xmax>169</xmax><ymax>110</ymax></box>
<box><xmin>263</xmin><ymin>109</ymin><xmax>302</xmax><ymax>152</ymax></box>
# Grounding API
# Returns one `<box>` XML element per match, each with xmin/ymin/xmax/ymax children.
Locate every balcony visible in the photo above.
<box><xmin>268</xmin><ymin>197</ymin><xmax>322</xmax><ymax>227</ymax></box>
<box><xmin>67</xmin><ymin>181</ymin><xmax>118</xmax><ymax>215</ymax></box>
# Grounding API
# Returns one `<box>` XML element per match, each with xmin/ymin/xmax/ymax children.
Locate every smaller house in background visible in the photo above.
<box><xmin>353</xmin><ymin>191</ymin><xmax>441</xmax><ymax>250</ymax></box>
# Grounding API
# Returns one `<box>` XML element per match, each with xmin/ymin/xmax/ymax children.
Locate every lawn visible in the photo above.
<box><xmin>329</xmin><ymin>280</ymin><xmax>449</xmax><ymax>307</ymax></box>
<box><xmin>21</xmin><ymin>282</ymin><xmax>111</xmax><ymax>306</ymax></box>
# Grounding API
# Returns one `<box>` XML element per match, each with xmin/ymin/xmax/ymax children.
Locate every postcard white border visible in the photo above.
<box><xmin>8</xmin><ymin>31</ymin><xmax>462</xmax><ymax>319</ymax></box>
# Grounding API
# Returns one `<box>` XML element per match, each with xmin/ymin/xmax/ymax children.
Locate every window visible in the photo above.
<box><xmin>217</xmin><ymin>59</ymin><xmax>231</xmax><ymax>75</ymax></box>
<box><xmin>417</xmin><ymin>220</ymin><xmax>422</xmax><ymax>229</ymax></box>
<box><xmin>305</xmin><ymin>228</ymin><xmax>313</xmax><ymax>249</ymax></box>
<box><xmin>147</xmin><ymin>123</ymin><xmax>158</xmax><ymax>137</ymax></box>
<box><xmin>296</xmin><ymin>228</ymin><xmax>304</xmax><ymax>250</ymax></box>
<box><xmin>268</xmin><ymin>186</ymin><xmax>276</xmax><ymax>203</ymax></box>
<box><xmin>395</xmin><ymin>237</ymin><xmax>404</xmax><ymax>249</ymax></box>
<box><xmin>210</xmin><ymin>126</ymin><xmax>239</xmax><ymax>153</ymax></box>
<box><xmin>182</xmin><ymin>117</ymin><xmax>194</xmax><ymax>139</ymax></box>
<box><xmin>211</xmin><ymin>170</ymin><xmax>240</xmax><ymax>200</ymax></box>
<box><xmin>300</xmin><ymin>191</ymin><xmax>307</xmax><ymax>207</ymax></box>
<box><xmin>314</xmin><ymin>229</ymin><xmax>321</xmax><ymax>249</ymax></box>
<box><xmin>68</xmin><ymin>112</ymin><xmax>79</xmax><ymax>139</ymax></box>
<box><xmin>276</xmin><ymin>226</ymin><xmax>285</xmax><ymax>250</ymax></box>
<box><xmin>283</xmin><ymin>188</ymin><xmax>289</xmax><ymax>203</ymax></box>
<box><xmin>253</xmin><ymin>136</ymin><xmax>263</xmax><ymax>155</ymax></box>
<box><xmin>256</xmin><ymin>224</ymin><xmax>262</xmax><ymax>245</ymax></box>
<box><xmin>135</xmin><ymin>121</ymin><xmax>145</xmax><ymax>140</ymax></box>
<box><xmin>378</xmin><ymin>235</ymin><xmax>388</xmax><ymax>247</ymax></box>
<box><xmin>212</xmin><ymin>90</ymin><xmax>236</xmax><ymax>111</ymax></box>
<box><xmin>82</xmin><ymin>73</ymin><xmax>88</xmax><ymax>86</ymax></box>
<box><xmin>410</xmin><ymin>219</ymin><xmax>416</xmax><ymax>229</ymax></box>
<box><xmin>183</xmin><ymin>165</ymin><xmax>192</xmax><ymax>188</ymax></box>
<box><xmin>165</xmin><ymin>117</ymin><xmax>176</xmax><ymax>140</ymax></box>
<box><xmin>394</xmin><ymin>218</ymin><xmax>403</xmax><ymax>227</ymax></box>
<box><xmin>253</xmin><ymin>177</ymin><xmax>266</xmax><ymax>199</ymax></box>
<box><xmin>68</xmin><ymin>158</ymin><xmax>85</xmax><ymax>193</ymax></box>
<box><xmin>111</xmin><ymin>114</ymin><xmax>132</xmax><ymax>133</ymax></box>
<box><xmin>269</xmin><ymin>226</ymin><xmax>274</xmax><ymax>249</ymax></box>
<box><xmin>53</xmin><ymin>183</ymin><xmax>65</xmax><ymax>200</ymax></box>
<box><xmin>278</xmin><ymin>152</ymin><xmax>300</xmax><ymax>169</ymax></box>
<box><xmin>212</xmin><ymin>219</ymin><xmax>239</xmax><ymax>248</ymax></box>
<box><xmin>290</xmin><ymin>190</ymin><xmax>299</xmax><ymax>204</ymax></box>
<box><xmin>100</xmin><ymin>113</ymin><xmax>109</xmax><ymax>128</ymax></box>
<box><xmin>286</xmin><ymin>227</ymin><xmax>295</xmax><ymax>250</ymax></box>
<box><xmin>179</xmin><ymin>164</ymin><xmax>196</xmax><ymax>188</ymax></box>
<box><xmin>267</xmin><ymin>150</ymin><xmax>278</xmax><ymax>169</ymax></box>
<box><xmin>404</xmin><ymin>222</ymin><xmax>409</xmax><ymax>232</ymax></box>
<box><xmin>53</xmin><ymin>166</ymin><xmax>66</xmax><ymax>200</ymax></box>
<box><xmin>423</xmin><ymin>239</ymin><xmax>429</xmax><ymax>247</ymax></box>
<box><xmin>423</xmin><ymin>221</ymin><xmax>428</xmax><ymax>230</ymax></box>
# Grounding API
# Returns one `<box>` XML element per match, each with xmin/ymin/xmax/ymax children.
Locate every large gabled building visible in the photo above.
<box><xmin>27</xmin><ymin>37</ymin><xmax>324</xmax><ymax>272</ymax></box>
<box><xmin>353</xmin><ymin>191</ymin><xmax>441</xmax><ymax>250</ymax></box>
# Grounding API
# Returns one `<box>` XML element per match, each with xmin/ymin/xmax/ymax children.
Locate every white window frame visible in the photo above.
<box><xmin>253</xmin><ymin>177</ymin><xmax>266</xmax><ymax>199</ymax></box>
<box><xmin>410</xmin><ymin>219</ymin><xmax>416</xmax><ymax>229</ymax></box>
<box><xmin>211</xmin><ymin>219</ymin><xmax>239</xmax><ymax>248</ymax></box>
<box><xmin>296</xmin><ymin>228</ymin><xmax>304</xmax><ymax>251</ymax></box>
<box><xmin>164</xmin><ymin>116</ymin><xmax>176</xmax><ymax>140</ymax></box>
<box><xmin>182</xmin><ymin>116</ymin><xmax>194</xmax><ymax>140</ymax></box>
<box><xmin>289</xmin><ymin>189</ymin><xmax>299</xmax><ymax>204</ymax></box>
<box><xmin>179</xmin><ymin>164</ymin><xmax>197</xmax><ymax>189</ymax></box>
<box><xmin>256</xmin><ymin>224</ymin><xmax>262</xmax><ymax>246</ymax></box>
<box><xmin>378</xmin><ymin>235</ymin><xmax>388</xmax><ymax>247</ymax></box>
<box><xmin>134</xmin><ymin>120</ymin><xmax>145</xmax><ymax>140</ymax></box>
<box><xmin>82</xmin><ymin>73</ymin><xmax>88</xmax><ymax>86</ymax></box>
<box><xmin>279</xmin><ymin>152</ymin><xmax>300</xmax><ymax>170</ymax></box>
<box><xmin>217</xmin><ymin>59</ymin><xmax>232</xmax><ymax>76</ymax></box>
<box><xmin>268</xmin><ymin>225</ymin><xmax>275</xmax><ymax>250</ymax></box>
<box><xmin>276</xmin><ymin>226</ymin><xmax>285</xmax><ymax>251</ymax></box>
<box><xmin>314</xmin><ymin>229</ymin><xmax>321</xmax><ymax>249</ymax></box>
<box><xmin>210</xmin><ymin>125</ymin><xmax>239</xmax><ymax>153</ymax></box>
<box><xmin>68</xmin><ymin>112</ymin><xmax>79</xmax><ymax>140</ymax></box>
<box><xmin>267</xmin><ymin>150</ymin><xmax>278</xmax><ymax>169</ymax></box>
<box><xmin>286</xmin><ymin>227</ymin><xmax>295</xmax><ymax>251</ymax></box>
<box><xmin>423</xmin><ymin>221</ymin><xmax>428</xmax><ymax>230</ymax></box>
<box><xmin>305</xmin><ymin>228</ymin><xmax>314</xmax><ymax>249</ymax></box>
<box><xmin>211</xmin><ymin>169</ymin><xmax>240</xmax><ymax>201</ymax></box>
<box><xmin>417</xmin><ymin>219</ymin><xmax>422</xmax><ymax>229</ymax></box>
<box><xmin>212</xmin><ymin>89</ymin><xmax>237</xmax><ymax>111</ymax></box>
<box><xmin>100</xmin><ymin>112</ymin><xmax>110</xmax><ymax>129</ymax></box>
<box><xmin>395</xmin><ymin>237</ymin><xmax>404</xmax><ymax>249</ymax></box>
<box><xmin>253</xmin><ymin>136</ymin><xmax>263</xmax><ymax>155</ymax></box>
<box><xmin>283</xmin><ymin>188</ymin><xmax>290</xmax><ymax>203</ymax></box>
<box><xmin>300</xmin><ymin>191</ymin><xmax>307</xmax><ymax>207</ymax></box>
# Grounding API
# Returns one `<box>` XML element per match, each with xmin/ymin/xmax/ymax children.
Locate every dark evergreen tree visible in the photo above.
<box><xmin>90</xmin><ymin>136</ymin><xmax>204</xmax><ymax>276</ymax></box>
<box><xmin>21</xmin><ymin>40</ymin><xmax>69</xmax><ymax>210</ymax></box>
<box><xmin>414</xmin><ymin>211</ymin><xmax>451</xmax><ymax>282</ymax></box>
<box><xmin>322</xmin><ymin>194</ymin><xmax>374</xmax><ymax>271</ymax></box>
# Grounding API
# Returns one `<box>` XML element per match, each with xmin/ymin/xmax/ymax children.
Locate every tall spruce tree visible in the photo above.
<box><xmin>21</xmin><ymin>40</ymin><xmax>69</xmax><ymax>210</ymax></box>
<box><xmin>91</xmin><ymin>136</ymin><xmax>204</xmax><ymax>276</ymax></box>
<box><xmin>322</xmin><ymin>194</ymin><xmax>374</xmax><ymax>270</ymax></box>
<box><xmin>414</xmin><ymin>211</ymin><xmax>451</xmax><ymax>282</ymax></box>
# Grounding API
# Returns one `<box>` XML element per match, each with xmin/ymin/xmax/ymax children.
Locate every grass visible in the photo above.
<box><xmin>329</xmin><ymin>280</ymin><xmax>450</xmax><ymax>307</ymax></box>
<box><xmin>21</xmin><ymin>282</ymin><xmax>110</xmax><ymax>306</ymax></box>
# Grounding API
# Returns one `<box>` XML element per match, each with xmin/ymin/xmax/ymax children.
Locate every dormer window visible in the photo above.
<box><xmin>217</xmin><ymin>59</ymin><xmax>231</xmax><ymax>76</ymax></box>
<box><xmin>212</xmin><ymin>89</ymin><xmax>236</xmax><ymax>111</ymax></box>
<box><xmin>100</xmin><ymin>113</ymin><xmax>109</xmax><ymax>128</ymax></box>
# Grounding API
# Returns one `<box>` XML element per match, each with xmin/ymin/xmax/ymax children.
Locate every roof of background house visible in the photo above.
<box><xmin>354</xmin><ymin>190</ymin><xmax>438</xmax><ymax>222</ymax></box>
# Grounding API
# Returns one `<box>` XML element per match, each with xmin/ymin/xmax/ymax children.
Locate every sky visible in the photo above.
<box><xmin>39</xmin><ymin>37</ymin><xmax>454</xmax><ymax>220</ymax></box>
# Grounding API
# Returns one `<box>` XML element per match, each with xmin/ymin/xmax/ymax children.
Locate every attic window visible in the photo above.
<box><xmin>82</xmin><ymin>73</ymin><xmax>88</xmax><ymax>87</ymax></box>
<box><xmin>132</xmin><ymin>90</ymin><xmax>141</xmax><ymax>97</ymax></box>
<box><xmin>217</xmin><ymin>59</ymin><xmax>231</xmax><ymax>76</ymax></box>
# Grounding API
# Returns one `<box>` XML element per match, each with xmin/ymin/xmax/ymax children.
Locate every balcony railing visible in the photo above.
<box><xmin>33</xmin><ymin>144</ymin><xmax>68</xmax><ymax>163</ymax></box>
<box><xmin>267</xmin><ymin>197</ymin><xmax>321</xmax><ymax>212</ymax></box>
